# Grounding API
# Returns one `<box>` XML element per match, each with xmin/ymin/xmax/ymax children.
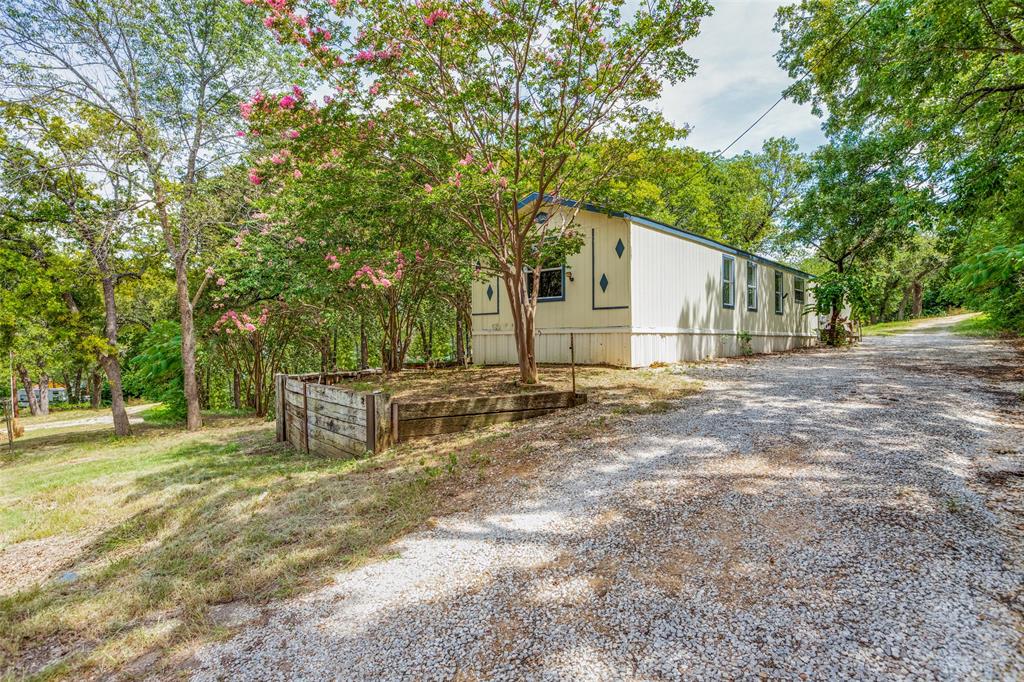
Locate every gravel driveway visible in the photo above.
<box><xmin>192</xmin><ymin>318</ymin><xmax>1023</xmax><ymax>681</ymax></box>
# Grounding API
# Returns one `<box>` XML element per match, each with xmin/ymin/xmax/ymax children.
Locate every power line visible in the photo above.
<box><xmin>676</xmin><ymin>0</ymin><xmax>882</xmax><ymax>187</ymax></box>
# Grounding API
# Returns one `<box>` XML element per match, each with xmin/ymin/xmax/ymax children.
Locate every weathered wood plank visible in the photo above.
<box><xmin>286</xmin><ymin>411</ymin><xmax>306</xmax><ymax>451</ymax></box>
<box><xmin>305</xmin><ymin>395</ymin><xmax>366</xmax><ymax>426</ymax></box>
<box><xmin>307</xmin><ymin>422</ymin><xmax>365</xmax><ymax>456</ymax></box>
<box><xmin>306</xmin><ymin>431</ymin><xmax>353</xmax><ymax>458</ymax></box>
<box><xmin>397</xmin><ymin>391</ymin><xmax>581</xmax><ymax>421</ymax></box>
<box><xmin>284</xmin><ymin>389</ymin><xmax>305</xmax><ymax>409</ymax></box>
<box><xmin>285</xmin><ymin>378</ymin><xmax>305</xmax><ymax>395</ymax></box>
<box><xmin>306</xmin><ymin>409</ymin><xmax>365</xmax><ymax>441</ymax></box>
<box><xmin>306</xmin><ymin>382</ymin><xmax>367</xmax><ymax>409</ymax></box>
<box><xmin>275</xmin><ymin>374</ymin><xmax>286</xmax><ymax>442</ymax></box>
<box><xmin>398</xmin><ymin>407</ymin><xmax>558</xmax><ymax>438</ymax></box>
<box><xmin>373</xmin><ymin>393</ymin><xmax>392</xmax><ymax>450</ymax></box>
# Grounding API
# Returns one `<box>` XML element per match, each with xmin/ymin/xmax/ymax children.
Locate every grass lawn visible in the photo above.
<box><xmin>0</xmin><ymin>365</ymin><xmax>700</xmax><ymax>680</ymax></box>
<box><xmin>860</xmin><ymin>315</ymin><xmax>950</xmax><ymax>336</ymax></box>
<box><xmin>950</xmin><ymin>313</ymin><xmax>1005</xmax><ymax>337</ymax></box>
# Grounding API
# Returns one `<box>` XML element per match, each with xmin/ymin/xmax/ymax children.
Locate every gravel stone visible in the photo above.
<box><xmin>191</xmin><ymin>318</ymin><xmax>1024</xmax><ymax>681</ymax></box>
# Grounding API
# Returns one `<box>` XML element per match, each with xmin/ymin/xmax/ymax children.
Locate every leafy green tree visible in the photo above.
<box><xmin>781</xmin><ymin>133</ymin><xmax>927</xmax><ymax>341</ymax></box>
<box><xmin>775</xmin><ymin>0</ymin><xmax>1024</xmax><ymax>331</ymax></box>
<box><xmin>0</xmin><ymin>0</ymin><xmax>299</xmax><ymax>429</ymax></box>
<box><xmin>0</xmin><ymin>104</ymin><xmax>143</xmax><ymax>432</ymax></box>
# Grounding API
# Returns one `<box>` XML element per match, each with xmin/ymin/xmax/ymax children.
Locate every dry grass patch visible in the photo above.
<box><xmin>0</xmin><ymin>365</ymin><xmax>700</xmax><ymax>680</ymax></box>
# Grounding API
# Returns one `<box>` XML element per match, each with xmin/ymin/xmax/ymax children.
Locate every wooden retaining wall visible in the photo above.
<box><xmin>391</xmin><ymin>391</ymin><xmax>586</xmax><ymax>442</ymax></box>
<box><xmin>276</xmin><ymin>373</ymin><xmax>586</xmax><ymax>455</ymax></box>
<box><xmin>275</xmin><ymin>373</ymin><xmax>389</xmax><ymax>457</ymax></box>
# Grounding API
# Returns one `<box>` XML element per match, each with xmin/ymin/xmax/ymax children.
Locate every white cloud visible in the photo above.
<box><xmin>656</xmin><ymin>0</ymin><xmax>826</xmax><ymax>154</ymax></box>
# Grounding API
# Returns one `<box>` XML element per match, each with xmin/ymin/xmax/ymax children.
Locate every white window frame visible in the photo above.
<box><xmin>746</xmin><ymin>261</ymin><xmax>758</xmax><ymax>311</ymax></box>
<box><xmin>722</xmin><ymin>255</ymin><xmax>736</xmax><ymax>308</ymax></box>
<box><xmin>774</xmin><ymin>270</ymin><xmax>784</xmax><ymax>315</ymax></box>
<box><xmin>525</xmin><ymin>264</ymin><xmax>566</xmax><ymax>302</ymax></box>
<box><xmin>794</xmin><ymin>276</ymin><xmax>806</xmax><ymax>305</ymax></box>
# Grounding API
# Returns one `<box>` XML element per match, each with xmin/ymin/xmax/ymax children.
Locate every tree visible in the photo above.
<box><xmin>782</xmin><ymin>133</ymin><xmax>926</xmax><ymax>342</ymax></box>
<box><xmin>775</xmin><ymin>0</ymin><xmax>1024</xmax><ymax>331</ymax></box>
<box><xmin>247</xmin><ymin>0</ymin><xmax>712</xmax><ymax>383</ymax></box>
<box><xmin>0</xmin><ymin>105</ymin><xmax>141</xmax><ymax>433</ymax></box>
<box><xmin>0</xmin><ymin>0</ymin><xmax>298</xmax><ymax>429</ymax></box>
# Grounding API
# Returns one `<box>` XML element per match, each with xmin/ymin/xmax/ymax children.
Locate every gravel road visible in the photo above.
<box><xmin>20</xmin><ymin>403</ymin><xmax>154</xmax><ymax>432</ymax></box>
<box><xmin>192</xmin><ymin>317</ymin><xmax>1024</xmax><ymax>681</ymax></box>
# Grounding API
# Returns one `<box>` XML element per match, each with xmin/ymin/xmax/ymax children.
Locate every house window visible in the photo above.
<box><xmin>774</xmin><ymin>270</ymin><xmax>784</xmax><ymax>314</ymax></box>
<box><xmin>526</xmin><ymin>265</ymin><xmax>565</xmax><ymax>301</ymax></box>
<box><xmin>746</xmin><ymin>261</ymin><xmax>758</xmax><ymax>311</ymax></box>
<box><xmin>794</xmin><ymin>277</ymin><xmax>806</xmax><ymax>305</ymax></box>
<box><xmin>722</xmin><ymin>255</ymin><xmax>736</xmax><ymax>308</ymax></box>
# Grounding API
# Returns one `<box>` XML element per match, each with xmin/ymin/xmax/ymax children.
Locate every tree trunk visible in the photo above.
<box><xmin>145</xmin><ymin>159</ymin><xmax>202</xmax><ymax>431</ymax></box>
<box><xmin>37</xmin><ymin>373</ymin><xmax>50</xmax><ymax>416</ymax></box>
<box><xmin>99</xmin><ymin>275</ymin><xmax>132</xmax><ymax>435</ymax></box>
<box><xmin>232</xmin><ymin>368</ymin><xmax>241</xmax><ymax>410</ymax></box>
<box><xmin>73</xmin><ymin>368</ymin><xmax>82</xmax><ymax>403</ymax></box>
<box><xmin>90</xmin><ymin>371</ymin><xmax>102</xmax><ymax>409</ymax></box>
<box><xmin>17</xmin><ymin>366</ymin><xmax>40</xmax><ymax>416</ymax></box>
<box><xmin>359</xmin><ymin>316</ymin><xmax>369</xmax><ymax>370</ymax></box>
<box><xmin>455</xmin><ymin>313</ymin><xmax>465</xmax><ymax>367</ymax></box>
<box><xmin>504</xmin><ymin>270</ymin><xmax>539</xmax><ymax>384</ymax></box>
<box><xmin>173</xmin><ymin>255</ymin><xmax>202</xmax><ymax>430</ymax></box>
<box><xmin>897</xmin><ymin>287</ymin><xmax>910</xmax><ymax>321</ymax></box>
<box><xmin>911</xmin><ymin>281</ymin><xmax>923</xmax><ymax>317</ymax></box>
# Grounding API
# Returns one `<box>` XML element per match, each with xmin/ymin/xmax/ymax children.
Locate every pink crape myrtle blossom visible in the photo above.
<box><xmin>424</xmin><ymin>9</ymin><xmax>450</xmax><ymax>26</ymax></box>
<box><xmin>216</xmin><ymin>277</ymin><xmax>227</xmax><ymax>286</ymax></box>
<box><xmin>279</xmin><ymin>94</ymin><xmax>297</xmax><ymax>109</ymax></box>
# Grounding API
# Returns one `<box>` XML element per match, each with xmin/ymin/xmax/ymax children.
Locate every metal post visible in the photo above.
<box><xmin>9</xmin><ymin>351</ymin><xmax>17</xmax><ymax>418</ymax></box>
<box><xmin>569</xmin><ymin>332</ymin><xmax>576</xmax><ymax>402</ymax></box>
<box><xmin>365</xmin><ymin>392</ymin><xmax>376</xmax><ymax>454</ymax></box>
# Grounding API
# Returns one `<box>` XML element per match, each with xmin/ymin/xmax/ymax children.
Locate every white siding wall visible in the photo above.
<box><xmin>628</xmin><ymin>220</ymin><xmax>816</xmax><ymax>366</ymax></box>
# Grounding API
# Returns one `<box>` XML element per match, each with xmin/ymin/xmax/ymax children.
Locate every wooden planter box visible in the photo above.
<box><xmin>275</xmin><ymin>373</ymin><xmax>389</xmax><ymax>458</ymax></box>
<box><xmin>276</xmin><ymin>372</ymin><xmax>585</xmax><ymax>456</ymax></box>
<box><xmin>391</xmin><ymin>391</ymin><xmax>586</xmax><ymax>442</ymax></box>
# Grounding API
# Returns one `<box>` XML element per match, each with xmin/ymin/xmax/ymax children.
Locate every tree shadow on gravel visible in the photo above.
<box><xmin>188</xmin><ymin>332</ymin><xmax>1024</xmax><ymax>680</ymax></box>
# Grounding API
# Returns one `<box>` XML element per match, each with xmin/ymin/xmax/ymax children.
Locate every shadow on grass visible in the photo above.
<box><xmin>0</xmin><ymin>419</ymin><xmax>485</xmax><ymax>680</ymax></box>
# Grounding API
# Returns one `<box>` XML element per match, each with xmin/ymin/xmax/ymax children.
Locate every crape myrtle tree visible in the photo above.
<box><xmin>0</xmin><ymin>0</ymin><xmax>299</xmax><ymax>429</ymax></box>
<box><xmin>244</xmin><ymin>0</ymin><xmax>712</xmax><ymax>383</ymax></box>
<box><xmin>235</xmin><ymin>85</ymin><xmax>473</xmax><ymax>374</ymax></box>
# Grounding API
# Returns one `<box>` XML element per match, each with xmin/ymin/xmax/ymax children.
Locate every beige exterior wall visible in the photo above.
<box><xmin>472</xmin><ymin>210</ymin><xmax>632</xmax><ymax>365</ymax></box>
<box><xmin>471</xmin><ymin>209</ymin><xmax>817</xmax><ymax>368</ymax></box>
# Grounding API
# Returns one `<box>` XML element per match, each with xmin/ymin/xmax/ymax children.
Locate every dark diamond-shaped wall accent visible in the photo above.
<box><xmin>599</xmin><ymin>274</ymin><xmax>609</xmax><ymax>292</ymax></box>
<box><xmin>615</xmin><ymin>238</ymin><xmax>625</xmax><ymax>258</ymax></box>
<box><xmin>486</xmin><ymin>284</ymin><xmax>494</xmax><ymax>301</ymax></box>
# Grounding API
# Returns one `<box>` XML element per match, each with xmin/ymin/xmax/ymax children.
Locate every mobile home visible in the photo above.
<box><xmin>471</xmin><ymin>194</ymin><xmax>817</xmax><ymax>367</ymax></box>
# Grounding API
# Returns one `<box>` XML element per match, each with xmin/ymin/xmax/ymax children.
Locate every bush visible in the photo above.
<box><xmin>124</xmin><ymin>321</ymin><xmax>186</xmax><ymax>420</ymax></box>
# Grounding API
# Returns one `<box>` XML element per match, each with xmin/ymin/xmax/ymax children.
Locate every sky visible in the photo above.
<box><xmin>658</xmin><ymin>0</ymin><xmax>827</xmax><ymax>155</ymax></box>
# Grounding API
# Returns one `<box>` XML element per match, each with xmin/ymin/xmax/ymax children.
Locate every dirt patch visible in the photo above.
<box><xmin>0</xmin><ymin>532</ymin><xmax>96</xmax><ymax>597</ymax></box>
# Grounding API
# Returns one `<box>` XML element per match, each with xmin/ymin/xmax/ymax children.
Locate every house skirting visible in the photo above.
<box><xmin>472</xmin><ymin>328</ymin><xmax>818</xmax><ymax>368</ymax></box>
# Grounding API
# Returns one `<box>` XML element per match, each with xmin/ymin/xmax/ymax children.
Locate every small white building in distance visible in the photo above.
<box><xmin>471</xmin><ymin>194</ymin><xmax>818</xmax><ymax>368</ymax></box>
